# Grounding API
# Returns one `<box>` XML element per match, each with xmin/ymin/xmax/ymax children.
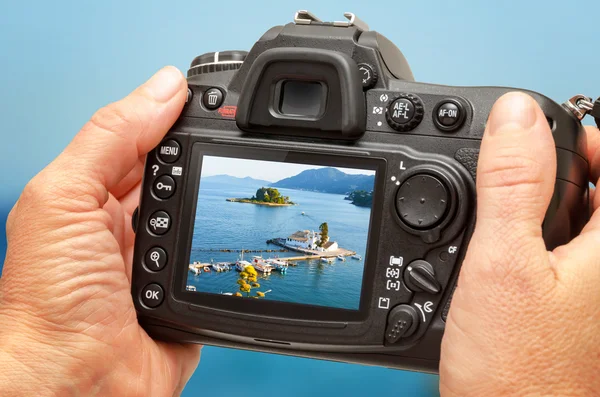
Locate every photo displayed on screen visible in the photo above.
<box><xmin>186</xmin><ymin>155</ymin><xmax>376</xmax><ymax>311</ymax></box>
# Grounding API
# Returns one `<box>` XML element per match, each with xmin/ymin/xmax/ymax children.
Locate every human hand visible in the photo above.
<box><xmin>0</xmin><ymin>67</ymin><xmax>200</xmax><ymax>396</ymax></box>
<box><xmin>440</xmin><ymin>93</ymin><xmax>600</xmax><ymax>395</ymax></box>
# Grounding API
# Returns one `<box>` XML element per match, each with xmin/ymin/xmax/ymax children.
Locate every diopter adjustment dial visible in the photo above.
<box><xmin>385</xmin><ymin>93</ymin><xmax>425</xmax><ymax>132</ymax></box>
<box><xmin>358</xmin><ymin>63</ymin><xmax>378</xmax><ymax>89</ymax></box>
<box><xmin>187</xmin><ymin>50</ymin><xmax>248</xmax><ymax>77</ymax></box>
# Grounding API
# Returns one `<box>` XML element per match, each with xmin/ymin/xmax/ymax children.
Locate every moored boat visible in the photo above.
<box><xmin>351</xmin><ymin>254</ymin><xmax>362</xmax><ymax>260</ymax></box>
<box><xmin>211</xmin><ymin>262</ymin><xmax>231</xmax><ymax>272</ymax></box>
<box><xmin>186</xmin><ymin>285</ymin><xmax>196</xmax><ymax>291</ymax></box>
<box><xmin>188</xmin><ymin>264</ymin><xmax>202</xmax><ymax>275</ymax></box>
<box><xmin>337</xmin><ymin>255</ymin><xmax>346</xmax><ymax>261</ymax></box>
<box><xmin>236</xmin><ymin>260</ymin><xmax>252</xmax><ymax>272</ymax></box>
<box><xmin>203</xmin><ymin>266</ymin><xmax>211</xmax><ymax>272</ymax></box>
<box><xmin>321</xmin><ymin>257</ymin><xmax>335</xmax><ymax>263</ymax></box>
<box><xmin>253</xmin><ymin>262</ymin><xmax>273</xmax><ymax>274</ymax></box>
<box><xmin>266</xmin><ymin>258</ymin><xmax>288</xmax><ymax>273</ymax></box>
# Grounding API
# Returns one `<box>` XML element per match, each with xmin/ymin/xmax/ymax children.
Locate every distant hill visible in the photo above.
<box><xmin>273</xmin><ymin>167</ymin><xmax>375</xmax><ymax>195</ymax></box>
<box><xmin>201</xmin><ymin>175</ymin><xmax>272</xmax><ymax>187</ymax></box>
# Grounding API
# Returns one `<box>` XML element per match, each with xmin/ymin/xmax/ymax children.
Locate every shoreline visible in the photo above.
<box><xmin>226</xmin><ymin>198</ymin><xmax>295</xmax><ymax>207</ymax></box>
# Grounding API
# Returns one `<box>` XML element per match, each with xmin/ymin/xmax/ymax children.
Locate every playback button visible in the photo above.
<box><xmin>153</xmin><ymin>175</ymin><xmax>176</xmax><ymax>199</ymax></box>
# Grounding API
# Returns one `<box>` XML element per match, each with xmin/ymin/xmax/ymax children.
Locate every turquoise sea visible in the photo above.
<box><xmin>188</xmin><ymin>179</ymin><xmax>373</xmax><ymax>310</ymax></box>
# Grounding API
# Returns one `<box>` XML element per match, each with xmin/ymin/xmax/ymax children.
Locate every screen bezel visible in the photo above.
<box><xmin>172</xmin><ymin>143</ymin><xmax>386</xmax><ymax>322</ymax></box>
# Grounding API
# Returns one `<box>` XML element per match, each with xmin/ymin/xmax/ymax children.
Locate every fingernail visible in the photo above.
<box><xmin>487</xmin><ymin>92</ymin><xmax>538</xmax><ymax>134</ymax></box>
<box><xmin>144</xmin><ymin>66</ymin><xmax>184</xmax><ymax>102</ymax></box>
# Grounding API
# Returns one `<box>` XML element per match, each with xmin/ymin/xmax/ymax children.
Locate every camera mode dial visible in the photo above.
<box><xmin>187</xmin><ymin>51</ymin><xmax>248</xmax><ymax>77</ymax></box>
<box><xmin>386</xmin><ymin>93</ymin><xmax>424</xmax><ymax>132</ymax></box>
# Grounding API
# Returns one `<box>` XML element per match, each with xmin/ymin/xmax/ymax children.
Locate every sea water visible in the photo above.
<box><xmin>188</xmin><ymin>180</ymin><xmax>372</xmax><ymax>310</ymax></box>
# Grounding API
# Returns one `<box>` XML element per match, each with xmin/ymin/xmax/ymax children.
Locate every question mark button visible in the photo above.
<box><xmin>152</xmin><ymin>165</ymin><xmax>160</xmax><ymax>176</ymax></box>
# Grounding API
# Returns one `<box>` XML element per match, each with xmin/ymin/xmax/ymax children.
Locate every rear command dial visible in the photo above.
<box><xmin>396</xmin><ymin>174</ymin><xmax>449</xmax><ymax>229</ymax></box>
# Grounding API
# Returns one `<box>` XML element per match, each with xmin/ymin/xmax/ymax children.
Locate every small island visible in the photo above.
<box><xmin>345</xmin><ymin>190</ymin><xmax>373</xmax><ymax>207</ymax></box>
<box><xmin>227</xmin><ymin>187</ymin><xmax>296</xmax><ymax>207</ymax></box>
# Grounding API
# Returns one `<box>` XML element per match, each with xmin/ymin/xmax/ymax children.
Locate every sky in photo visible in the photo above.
<box><xmin>200</xmin><ymin>156</ymin><xmax>376</xmax><ymax>182</ymax></box>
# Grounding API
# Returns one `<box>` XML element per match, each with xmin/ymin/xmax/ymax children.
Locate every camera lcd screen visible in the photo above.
<box><xmin>186</xmin><ymin>155</ymin><xmax>376</xmax><ymax>311</ymax></box>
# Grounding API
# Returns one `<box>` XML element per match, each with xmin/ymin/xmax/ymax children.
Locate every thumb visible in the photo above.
<box><xmin>30</xmin><ymin>66</ymin><xmax>187</xmax><ymax>210</ymax></box>
<box><xmin>469</xmin><ymin>92</ymin><xmax>556</xmax><ymax>284</ymax></box>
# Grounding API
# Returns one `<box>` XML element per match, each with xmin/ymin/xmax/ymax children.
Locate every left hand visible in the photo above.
<box><xmin>0</xmin><ymin>66</ymin><xmax>200</xmax><ymax>396</ymax></box>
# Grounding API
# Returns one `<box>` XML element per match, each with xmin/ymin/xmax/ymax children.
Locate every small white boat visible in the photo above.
<box><xmin>236</xmin><ymin>260</ymin><xmax>252</xmax><ymax>272</ymax></box>
<box><xmin>321</xmin><ymin>257</ymin><xmax>335</xmax><ymax>263</ymax></box>
<box><xmin>253</xmin><ymin>262</ymin><xmax>273</xmax><ymax>274</ymax></box>
<box><xmin>337</xmin><ymin>255</ymin><xmax>346</xmax><ymax>262</ymax></box>
<box><xmin>222</xmin><ymin>292</ymin><xmax>233</xmax><ymax>296</ymax></box>
<box><xmin>351</xmin><ymin>254</ymin><xmax>363</xmax><ymax>260</ymax></box>
<box><xmin>301</xmin><ymin>211</ymin><xmax>306</xmax><ymax>216</ymax></box>
<box><xmin>188</xmin><ymin>264</ymin><xmax>201</xmax><ymax>275</ymax></box>
<box><xmin>212</xmin><ymin>262</ymin><xmax>231</xmax><ymax>272</ymax></box>
<box><xmin>186</xmin><ymin>285</ymin><xmax>196</xmax><ymax>291</ymax></box>
<box><xmin>266</xmin><ymin>258</ymin><xmax>288</xmax><ymax>273</ymax></box>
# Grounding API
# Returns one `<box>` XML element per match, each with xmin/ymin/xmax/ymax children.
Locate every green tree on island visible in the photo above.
<box><xmin>318</xmin><ymin>222</ymin><xmax>329</xmax><ymax>247</ymax></box>
<box><xmin>228</xmin><ymin>187</ymin><xmax>295</xmax><ymax>206</ymax></box>
<box><xmin>251</xmin><ymin>187</ymin><xmax>293</xmax><ymax>204</ymax></box>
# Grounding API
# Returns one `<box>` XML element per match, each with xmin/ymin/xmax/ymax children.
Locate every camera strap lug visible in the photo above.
<box><xmin>563</xmin><ymin>94</ymin><xmax>600</xmax><ymax>128</ymax></box>
<box><xmin>293</xmin><ymin>10</ymin><xmax>370</xmax><ymax>31</ymax></box>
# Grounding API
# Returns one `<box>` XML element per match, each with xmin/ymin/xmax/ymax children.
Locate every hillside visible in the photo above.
<box><xmin>273</xmin><ymin>167</ymin><xmax>375</xmax><ymax>195</ymax></box>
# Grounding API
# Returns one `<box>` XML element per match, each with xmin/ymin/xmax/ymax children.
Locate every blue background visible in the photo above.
<box><xmin>1</xmin><ymin>1</ymin><xmax>599</xmax><ymax>396</ymax></box>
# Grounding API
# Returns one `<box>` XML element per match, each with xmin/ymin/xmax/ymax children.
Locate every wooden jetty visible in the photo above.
<box><xmin>281</xmin><ymin>249</ymin><xmax>355</xmax><ymax>262</ymax></box>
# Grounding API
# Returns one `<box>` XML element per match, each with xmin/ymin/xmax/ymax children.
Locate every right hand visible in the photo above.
<box><xmin>440</xmin><ymin>92</ymin><xmax>600</xmax><ymax>396</ymax></box>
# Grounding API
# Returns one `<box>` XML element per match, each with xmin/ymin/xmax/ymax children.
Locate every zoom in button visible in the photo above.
<box><xmin>144</xmin><ymin>247</ymin><xmax>167</xmax><ymax>272</ymax></box>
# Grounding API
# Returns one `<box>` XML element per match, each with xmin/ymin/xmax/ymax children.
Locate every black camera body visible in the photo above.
<box><xmin>131</xmin><ymin>12</ymin><xmax>589</xmax><ymax>373</ymax></box>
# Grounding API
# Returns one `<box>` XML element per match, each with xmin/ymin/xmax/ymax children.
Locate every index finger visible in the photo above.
<box><xmin>41</xmin><ymin>66</ymin><xmax>187</xmax><ymax>210</ymax></box>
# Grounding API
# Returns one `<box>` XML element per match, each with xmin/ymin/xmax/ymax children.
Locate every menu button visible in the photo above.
<box><xmin>157</xmin><ymin>139</ymin><xmax>181</xmax><ymax>163</ymax></box>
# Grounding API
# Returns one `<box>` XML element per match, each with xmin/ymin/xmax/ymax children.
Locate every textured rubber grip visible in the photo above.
<box><xmin>454</xmin><ymin>148</ymin><xmax>480</xmax><ymax>181</ymax></box>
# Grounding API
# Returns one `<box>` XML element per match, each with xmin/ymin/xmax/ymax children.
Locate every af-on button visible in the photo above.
<box><xmin>433</xmin><ymin>99</ymin><xmax>466</xmax><ymax>132</ymax></box>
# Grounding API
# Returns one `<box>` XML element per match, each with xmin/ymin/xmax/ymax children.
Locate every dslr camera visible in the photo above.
<box><xmin>131</xmin><ymin>11</ymin><xmax>589</xmax><ymax>372</ymax></box>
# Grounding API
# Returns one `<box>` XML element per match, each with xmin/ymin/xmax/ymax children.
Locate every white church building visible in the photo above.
<box><xmin>285</xmin><ymin>230</ymin><xmax>339</xmax><ymax>252</ymax></box>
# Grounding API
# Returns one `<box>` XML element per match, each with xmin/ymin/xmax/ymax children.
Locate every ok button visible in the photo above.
<box><xmin>141</xmin><ymin>283</ymin><xmax>164</xmax><ymax>308</ymax></box>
